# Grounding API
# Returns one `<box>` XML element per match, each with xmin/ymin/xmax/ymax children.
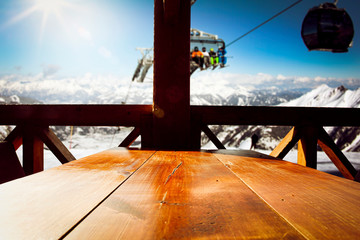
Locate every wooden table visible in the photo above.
<box><xmin>1</xmin><ymin>148</ymin><xmax>359</xmax><ymax>239</ymax></box>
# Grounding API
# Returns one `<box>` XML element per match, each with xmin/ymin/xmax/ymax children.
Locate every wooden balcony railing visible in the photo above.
<box><xmin>0</xmin><ymin>104</ymin><xmax>359</xmax><ymax>182</ymax></box>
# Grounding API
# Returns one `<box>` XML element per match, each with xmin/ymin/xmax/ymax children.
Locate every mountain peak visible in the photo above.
<box><xmin>279</xmin><ymin>84</ymin><xmax>359</xmax><ymax>108</ymax></box>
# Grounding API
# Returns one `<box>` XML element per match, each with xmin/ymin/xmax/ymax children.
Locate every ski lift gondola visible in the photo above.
<box><xmin>301</xmin><ymin>1</ymin><xmax>354</xmax><ymax>53</ymax></box>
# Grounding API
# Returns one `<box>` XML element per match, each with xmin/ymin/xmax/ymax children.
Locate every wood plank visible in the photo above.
<box><xmin>64</xmin><ymin>151</ymin><xmax>304</xmax><ymax>239</ymax></box>
<box><xmin>214</xmin><ymin>152</ymin><xmax>360</xmax><ymax>239</ymax></box>
<box><xmin>0</xmin><ymin>148</ymin><xmax>155</xmax><ymax>240</ymax></box>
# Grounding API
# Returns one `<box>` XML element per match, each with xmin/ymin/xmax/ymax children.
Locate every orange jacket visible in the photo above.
<box><xmin>191</xmin><ymin>50</ymin><xmax>203</xmax><ymax>58</ymax></box>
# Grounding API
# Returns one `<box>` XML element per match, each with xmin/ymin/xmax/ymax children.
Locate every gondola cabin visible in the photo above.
<box><xmin>301</xmin><ymin>2</ymin><xmax>354</xmax><ymax>53</ymax></box>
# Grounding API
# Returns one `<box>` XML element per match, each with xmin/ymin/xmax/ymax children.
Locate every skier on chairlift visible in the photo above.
<box><xmin>209</xmin><ymin>48</ymin><xmax>218</xmax><ymax>69</ymax></box>
<box><xmin>217</xmin><ymin>45</ymin><xmax>227</xmax><ymax>68</ymax></box>
<box><xmin>202</xmin><ymin>47</ymin><xmax>210</xmax><ymax>69</ymax></box>
<box><xmin>191</xmin><ymin>46</ymin><xmax>204</xmax><ymax>69</ymax></box>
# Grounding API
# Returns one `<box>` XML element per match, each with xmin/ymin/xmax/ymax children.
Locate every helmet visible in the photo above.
<box><xmin>202</xmin><ymin>47</ymin><xmax>206</xmax><ymax>51</ymax></box>
<box><xmin>210</xmin><ymin>48</ymin><xmax>214</xmax><ymax>51</ymax></box>
<box><xmin>194</xmin><ymin>46</ymin><xmax>199</xmax><ymax>51</ymax></box>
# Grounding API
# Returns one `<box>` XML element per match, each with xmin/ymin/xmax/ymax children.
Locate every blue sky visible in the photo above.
<box><xmin>0</xmin><ymin>0</ymin><xmax>359</xmax><ymax>89</ymax></box>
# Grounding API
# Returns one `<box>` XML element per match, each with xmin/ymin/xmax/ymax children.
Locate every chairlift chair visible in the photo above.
<box><xmin>190</xmin><ymin>28</ymin><xmax>225</xmax><ymax>52</ymax></box>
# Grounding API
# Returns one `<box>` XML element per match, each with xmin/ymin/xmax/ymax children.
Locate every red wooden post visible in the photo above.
<box><xmin>153</xmin><ymin>0</ymin><xmax>191</xmax><ymax>149</ymax></box>
<box><xmin>22</xmin><ymin>126</ymin><xmax>44</xmax><ymax>175</ymax></box>
<box><xmin>297</xmin><ymin>125</ymin><xmax>318</xmax><ymax>169</ymax></box>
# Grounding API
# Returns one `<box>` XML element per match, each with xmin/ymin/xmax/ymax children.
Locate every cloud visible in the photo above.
<box><xmin>98</xmin><ymin>46</ymin><xmax>112</xmax><ymax>58</ymax></box>
<box><xmin>42</xmin><ymin>64</ymin><xmax>61</xmax><ymax>77</ymax></box>
<box><xmin>276</xmin><ymin>74</ymin><xmax>288</xmax><ymax>81</ymax></box>
<box><xmin>294</xmin><ymin>76</ymin><xmax>311</xmax><ymax>83</ymax></box>
<box><xmin>77</xmin><ymin>26</ymin><xmax>93</xmax><ymax>44</ymax></box>
<box><xmin>315</xmin><ymin>76</ymin><xmax>327</xmax><ymax>82</ymax></box>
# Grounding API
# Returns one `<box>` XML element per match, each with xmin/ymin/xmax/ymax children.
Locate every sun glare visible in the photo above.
<box><xmin>35</xmin><ymin>0</ymin><xmax>65</xmax><ymax>14</ymax></box>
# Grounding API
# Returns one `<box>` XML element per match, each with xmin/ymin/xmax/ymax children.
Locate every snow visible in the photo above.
<box><xmin>280</xmin><ymin>84</ymin><xmax>360</xmax><ymax>108</ymax></box>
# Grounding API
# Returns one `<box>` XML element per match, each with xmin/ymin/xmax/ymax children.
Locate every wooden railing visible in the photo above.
<box><xmin>1</xmin><ymin>104</ymin><xmax>359</xmax><ymax>181</ymax></box>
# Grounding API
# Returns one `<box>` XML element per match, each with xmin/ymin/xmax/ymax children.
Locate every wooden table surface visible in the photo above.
<box><xmin>1</xmin><ymin>148</ymin><xmax>359</xmax><ymax>239</ymax></box>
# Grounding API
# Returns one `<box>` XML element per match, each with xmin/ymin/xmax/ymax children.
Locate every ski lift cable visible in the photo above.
<box><xmin>226</xmin><ymin>0</ymin><xmax>303</xmax><ymax>48</ymax></box>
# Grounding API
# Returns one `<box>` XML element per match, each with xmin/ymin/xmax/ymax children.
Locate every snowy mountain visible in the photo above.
<box><xmin>279</xmin><ymin>84</ymin><xmax>360</xmax><ymax>151</ymax></box>
<box><xmin>211</xmin><ymin>84</ymin><xmax>360</xmax><ymax>151</ymax></box>
<box><xmin>1</xmin><ymin>74</ymin><xmax>359</xmax><ymax>151</ymax></box>
<box><xmin>0</xmin><ymin>73</ymin><xmax>302</xmax><ymax>105</ymax></box>
<box><xmin>279</xmin><ymin>84</ymin><xmax>360</xmax><ymax>108</ymax></box>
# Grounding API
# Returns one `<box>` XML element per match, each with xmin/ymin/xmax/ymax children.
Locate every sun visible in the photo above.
<box><xmin>3</xmin><ymin>0</ymin><xmax>72</xmax><ymax>30</ymax></box>
<box><xmin>35</xmin><ymin>0</ymin><xmax>64</xmax><ymax>13</ymax></box>
<box><xmin>2</xmin><ymin>0</ymin><xmax>76</xmax><ymax>44</ymax></box>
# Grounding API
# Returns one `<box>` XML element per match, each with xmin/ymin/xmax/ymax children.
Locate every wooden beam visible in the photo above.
<box><xmin>201</xmin><ymin>124</ymin><xmax>225</xmax><ymax>149</ymax></box>
<box><xmin>0</xmin><ymin>105</ymin><xmax>152</xmax><ymax>126</ymax></box>
<box><xmin>139</xmin><ymin>114</ymin><xmax>154</xmax><ymax>149</ymax></box>
<box><xmin>317</xmin><ymin>127</ymin><xmax>357</xmax><ymax>180</ymax></box>
<box><xmin>36</xmin><ymin>127</ymin><xmax>76</xmax><ymax>164</ymax></box>
<box><xmin>189</xmin><ymin>116</ymin><xmax>202</xmax><ymax>150</ymax></box>
<box><xmin>4</xmin><ymin>126</ymin><xmax>23</xmax><ymax>150</ymax></box>
<box><xmin>270</xmin><ymin>127</ymin><xmax>301</xmax><ymax>159</ymax></box>
<box><xmin>22</xmin><ymin>127</ymin><xmax>44</xmax><ymax>175</ymax></box>
<box><xmin>355</xmin><ymin>171</ymin><xmax>360</xmax><ymax>182</ymax></box>
<box><xmin>119</xmin><ymin>127</ymin><xmax>141</xmax><ymax>148</ymax></box>
<box><xmin>1</xmin><ymin>105</ymin><xmax>360</xmax><ymax>127</ymax></box>
<box><xmin>153</xmin><ymin>0</ymin><xmax>191</xmax><ymax>149</ymax></box>
<box><xmin>297</xmin><ymin>126</ymin><xmax>318</xmax><ymax>169</ymax></box>
<box><xmin>0</xmin><ymin>141</ymin><xmax>25</xmax><ymax>184</ymax></box>
<box><xmin>163</xmin><ymin>0</ymin><xmax>181</xmax><ymax>24</ymax></box>
<box><xmin>191</xmin><ymin>106</ymin><xmax>360</xmax><ymax>126</ymax></box>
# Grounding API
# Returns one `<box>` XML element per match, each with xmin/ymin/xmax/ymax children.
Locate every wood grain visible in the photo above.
<box><xmin>0</xmin><ymin>148</ymin><xmax>155</xmax><ymax>239</ymax></box>
<box><xmin>214</xmin><ymin>152</ymin><xmax>360</xmax><ymax>239</ymax></box>
<box><xmin>65</xmin><ymin>151</ymin><xmax>304</xmax><ymax>239</ymax></box>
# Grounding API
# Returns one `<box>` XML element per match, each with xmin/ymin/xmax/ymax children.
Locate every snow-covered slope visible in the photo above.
<box><xmin>280</xmin><ymin>84</ymin><xmax>360</xmax><ymax>108</ymax></box>
<box><xmin>214</xmin><ymin>84</ymin><xmax>360</xmax><ymax>151</ymax></box>
<box><xmin>0</xmin><ymin>74</ymin><xmax>300</xmax><ymax>105</ymax></box>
